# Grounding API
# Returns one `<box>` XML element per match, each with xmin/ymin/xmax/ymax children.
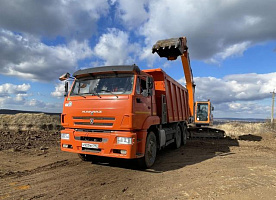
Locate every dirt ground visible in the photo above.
<box><xmin>1</xmin><ymin>127</ymin><xmax>276</xmax><ymax>200</ymax></box>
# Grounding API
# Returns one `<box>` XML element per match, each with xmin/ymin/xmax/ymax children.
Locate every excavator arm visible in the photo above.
<box><xmin>152</xmin><ymin>37</ymin><xmax>196</xmax><ymax>117</ymax></box>
<box><xmin>152</xmin><ymin>36</ymin><xmax>224</xmax><ymax>138</ymax></box>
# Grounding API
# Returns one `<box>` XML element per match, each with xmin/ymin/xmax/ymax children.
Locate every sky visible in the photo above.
<box><xmin>0</xmin><ymin>0</ymin><xmax>275</xmax><ymax>119</ymax></box>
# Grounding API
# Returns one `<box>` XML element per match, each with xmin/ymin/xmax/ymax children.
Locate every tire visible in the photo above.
<box><xmin>174</xmin><ymin>125</ymin><xmax>182</xmax><ymax>149</ymax></box>
<box><xmin>182</xmin><ymin>125</ymin><xmax>188</xmax><ymax>145</ymax></box>
<box><xmin>138</xmin><ymin>131</ymin><xmax>157</xmax><ymax>169</ymax></box>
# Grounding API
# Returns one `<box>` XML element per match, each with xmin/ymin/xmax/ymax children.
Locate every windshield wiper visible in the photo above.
<box><xmin>76</xmin><ymin>94</ymin><xmax>87</xmax><ymax>98</ymax></box>
<box><xmin>101</xmin><ymin>89</ymin><xmax>118</xmax><ymax>98</ymax></box>
<box><xmin>91</xmin><ymin>91</ymin><xmax>101</xmax><ymax>98</ymax></box>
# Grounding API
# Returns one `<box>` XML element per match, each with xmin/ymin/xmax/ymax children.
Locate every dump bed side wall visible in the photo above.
<box><xmin>143</xmin><ymin>69</ymin><xmax>190</xmax><ymax>123</ymax></box>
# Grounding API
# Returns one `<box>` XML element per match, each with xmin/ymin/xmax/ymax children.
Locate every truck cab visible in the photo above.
<box><xmin>60</xmin><ymin>65</ymin><xmax>161</xmax><ymax>165</ymax></box>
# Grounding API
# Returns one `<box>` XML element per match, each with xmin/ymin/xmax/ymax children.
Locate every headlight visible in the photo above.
<box><xmin>117</xmin><ymin>137</ymin><xmax>132</xmax><ymax>144</ymax></box>
<box><xmin>61</xmin><ymin>133</ymin><xmax>70</xmax><ymax>140</ymax></box>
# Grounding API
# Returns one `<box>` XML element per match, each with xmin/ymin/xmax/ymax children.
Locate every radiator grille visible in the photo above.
<box><xmin>73</xmin><ymin>116</ymin><xmax>115</xmax><ymax>127</ymax></box>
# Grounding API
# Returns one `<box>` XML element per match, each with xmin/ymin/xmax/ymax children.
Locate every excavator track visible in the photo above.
<box><xmin>188</xmin><ymin>127</ymin><xmax>225</xmax><ymax>139</ymax></box>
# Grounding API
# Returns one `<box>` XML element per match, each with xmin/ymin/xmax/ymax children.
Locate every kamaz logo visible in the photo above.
<box><xmin>90</xmin><ymin>118</ymin><xmax>94</xmax><ymax>125</ymax></box>
<box><xmin>82</xmin><ymin>110</ymin><xmax>102</xmax><ymax>114</ymax></box>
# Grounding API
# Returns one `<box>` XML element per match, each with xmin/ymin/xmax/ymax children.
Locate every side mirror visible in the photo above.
<box><xmin>59</xmin><ymin>73</ymin><xmax>70</xmax><ymax>81</ymax></box>
<box><xmin>212</xmin><ymin>106</ymin><xmax>214</xmax><ymax>111</ymax></box>
<box><xmin>142</xmin><ymin>76</ymin><xmax>153</xmax><ymax>97</ymax></box>
<box><xmin>142</xmin><ymin>90</ymin><xmax>148</xmax><ymax>97</ymax></box>
<box><xmin>64</xmin><ymin>81</ymin><xmax>69</xmax><ymax>97</ymax></box>
<box><xmin>146</xmin><ymin>76</ymin><xmax>153</xmax><ymax>89</ymax></box>
<box><xmin>142</xmin><ymin>88</ymin><xmax>153</xmax><ymax>97</ymax></box>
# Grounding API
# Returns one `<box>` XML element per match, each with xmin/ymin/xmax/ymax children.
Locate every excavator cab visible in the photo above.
<box><xmin>194</xmin><ymin>101</ymin><xmax>214</xmax><ymax>127</ymax></box>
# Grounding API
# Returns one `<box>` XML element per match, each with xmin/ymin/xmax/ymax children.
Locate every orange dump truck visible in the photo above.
<box><xmin>60</xmin><ymin>65</ymin><xmax>190</xmax><ymax>168</ymax></box>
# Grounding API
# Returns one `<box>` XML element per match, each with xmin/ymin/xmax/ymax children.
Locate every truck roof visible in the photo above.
<box><xmin>73</xmin><ymin>65</ymin><xmax>141</xmax><ymax>78</ymax></box>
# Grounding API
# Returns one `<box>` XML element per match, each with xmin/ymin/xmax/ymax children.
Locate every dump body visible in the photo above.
<box><xmin>144</xmin><ymin>68</ymin><xmax>190</xmax><ymax>124</ymax></box>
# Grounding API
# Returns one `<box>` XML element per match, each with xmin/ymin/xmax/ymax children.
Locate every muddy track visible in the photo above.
<box><xmin>1</xmin><ymin>133</ymin><xmax>276</xmax><ymax>199</ymax></box>
<box><xmin>0</xmin><ymin>159</ymin><xmax>80</xmax><ymax>179</ymax></box>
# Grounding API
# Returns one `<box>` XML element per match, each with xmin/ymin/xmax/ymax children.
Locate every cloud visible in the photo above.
<box><xmin>24</xmin><ymin>99</ymin><xmax>63</xmax><ymax>113</ymax></box>
<box><xmin>51</xmin><ymin>82</ymin><xmax>73</xmax><ymax>98</ymax></box>
<box><xmin>113</xmin><ymin>0</ymin><xmax>149</xmax><ymax>29</ymax></box>
<box><xmin>0</xmin><ymin>83</ymin><xmax>30</xmax><ymax>97</ymax></box>
<box><xmin>0</xmin><ymin>83</ymin><xmax>31</xmax><ymax>107</ymax></box>
<box><xmin>214</xmin><ymin>101</ymin><xmax>271</xmax><ymax>118</ymax></box>
<box><xmin>207</xmin><ymin>41</ymin><xmax>251</xmax><ymax>64</ymax></box>
<box><xmin>26</xmin><ymin>99</ymin><xmax>46</xmax><ymax>108</ymax></box>
<box><xmin>0</xmin><ymin>30</ymin><xmax>93</xmax><ymax>81</ymax></box>
<box><xmin>123</xmin><ymin>0</ymin><xmax>276</xmax><ymax>63</ymax></box>
<box><xmin>0</xmin><ymin>0</ymin><xmax>109</xmax><ymax>40</ymax></box>
<box><xmin>51</xmin><ymin>83</ymin><xmax>65</xmax><ymax>98</ymax></box>
<box><xmin>178</xmin><ymin>72</ymin><xmax>276</xmax><ymax>104</ymax></box>
<box><xmin>93</xmin><ymin>28</ymin><xmax>140</xmax><ymax>65</ymax></box>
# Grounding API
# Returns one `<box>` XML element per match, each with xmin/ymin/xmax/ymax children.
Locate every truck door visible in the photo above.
<box><xmin>133</xmin><ymin>77</ymin><xmax>151</xmax><ymax>129</ymax></box>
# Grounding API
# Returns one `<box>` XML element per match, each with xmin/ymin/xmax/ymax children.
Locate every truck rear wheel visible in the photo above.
<box><xmin>138</xmin><ymin>131</ymin><xmax>157</xmax><ymax>169</ymax></box>
<box><xmin>174</xmin><ymin>125</ymin><xmax>182</xmax><ymax>149</ymax></box>
<box><xmin>182</xmin><ymin>125</ymin><xmax>188</xmax><ymax>145</ymax></box>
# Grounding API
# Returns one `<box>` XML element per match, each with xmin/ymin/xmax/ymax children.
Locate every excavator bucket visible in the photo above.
<box><xmin>152</xmin><ymin>37</ymin><xmax>188</xmax><ymax>60</ymax></box>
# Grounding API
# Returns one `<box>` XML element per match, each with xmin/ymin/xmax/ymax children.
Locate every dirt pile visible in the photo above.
<box><xmin>0</xmin><ymin>113</ymin><xmax>61</xmax><ymax>132</ymax></box>
<box><xmin>215</xmin><ymin>122</ymin><xmax>276</xmax><ymax>138</ymax></box>
<box><xmin>0</xmin><ymin>113</ymin><xmax>61</xmax><ymax>151</ymax></box>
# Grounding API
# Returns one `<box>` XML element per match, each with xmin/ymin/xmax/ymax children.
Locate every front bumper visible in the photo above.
<box><xmin>60</xmin><ymin>129</ymin><xmax>143</xmax><ymax>159</ymax></box>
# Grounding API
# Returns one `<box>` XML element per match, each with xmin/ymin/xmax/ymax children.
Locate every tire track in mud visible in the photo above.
<box><xmin>0</xmin><ymin>159</ymin><xmax>83</xmax><ymax>200</ymax></box>
<box><xmin>0</xmin><ymin>159</ymin><xmax>79</xmax><ymax>179</ymax></box>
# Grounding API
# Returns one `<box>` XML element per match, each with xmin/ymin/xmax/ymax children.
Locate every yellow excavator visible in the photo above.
<box><xmin>152</xmin><ymin>37</ymin><xmax>224</xmax><ymax>138</ymax></box>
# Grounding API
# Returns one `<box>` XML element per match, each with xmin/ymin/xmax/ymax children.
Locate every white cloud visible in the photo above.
<box><xmin>0</xmin><ymin>0</ymin><xmax>109</xmax><ymax>40</ymax></box>
<box><xmin>124</xmin><ymin>0</ymin><xmax>276</xmax><ymax>63</ymax></box>
<box><xmin>0</xmin><ymin>30</ymin><xmax>93</xmax><ymax>81</ymax></box>
<box><xmin>51</xmin><ymin>82</ymin><xmax>71</xmax><ymax>98</ymax></box>
<box><xmin>0</xmin><ymin>83</ymin><xmax>30</xmax><ymax>96</ymax></box>
<box><xmin>26</xmin><ymin>99</ymin><xmax>46</xmax><ymax>108</ymax></box>
<box><xmin>113</xmin><ymin>0</ymin><xmax>149</xmax><ymax>29</ymax></box>
<box><xmin>14</xmin><ymin>93</ymin><xmax>29</xmax><ymax>102</ymax></box>
<box><xmin>0</xmin><ymin>83</ymin><xmax>31</xmax><ymax>107</ymax></box>
<box><xmin>93</xmin><ymin>28</ymin><xmax>140</xmax><ymax>65</ymax></box>
<box><xmin>207</xmin><ymin>41</ymin><xmax>251</xmax><ymax>64</ymax></box>
<box><xmin>178</xmin><ymin>72</ymin><xmax>276</xmax><ymax>104</ymax></box>
<box><xmin>214</xmin><ymin>102</ymin><xmax>271</xmax><ymax>118</ymax></box>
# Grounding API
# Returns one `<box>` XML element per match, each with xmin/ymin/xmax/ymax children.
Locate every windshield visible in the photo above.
<box><xmin>196</xmin><ymin>103</ymin><xmax>208</xmax><ymax>121</ymax></box>
<box><xmin>70</xmin><ymin>74</ymin><xmax>134</xmax><ymax>96</ymax></box>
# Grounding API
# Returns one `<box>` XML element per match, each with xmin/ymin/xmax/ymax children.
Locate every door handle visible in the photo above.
<box><xmin>136</xmin><ymin>98</ymin><xmax>142</xmax><ymax>103</ymax></box>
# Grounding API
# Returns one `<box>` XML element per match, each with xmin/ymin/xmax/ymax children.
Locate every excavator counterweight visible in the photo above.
<box><xmin>152</xmin><ymin>37</ymin><xmax>188</xmax><ymax>60</ymax></box>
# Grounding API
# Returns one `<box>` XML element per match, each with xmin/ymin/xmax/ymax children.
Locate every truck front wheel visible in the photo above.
<box><xmin>138</xmin><ymin>131</ymin><xmax>157</xmax><ymax>168</ymax></box>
